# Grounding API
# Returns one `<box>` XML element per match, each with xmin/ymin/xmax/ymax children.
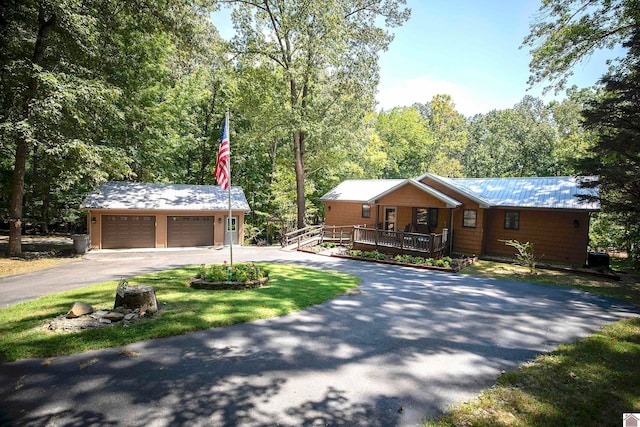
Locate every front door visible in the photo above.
<box><xmin>384</xmin><ymin>207</ymin><xmax>396</xmax><ymax>231</ymax></box>
<box><xmin>224</xmin><ymin>216</ymin><xmax>239</xmax><ymax>245</ymax></box>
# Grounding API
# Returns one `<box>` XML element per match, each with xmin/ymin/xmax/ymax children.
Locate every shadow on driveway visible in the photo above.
<box><xmin>0</xmin><ymin>250</ymin><xmax>638</xmax><ymax>426</ymax></box>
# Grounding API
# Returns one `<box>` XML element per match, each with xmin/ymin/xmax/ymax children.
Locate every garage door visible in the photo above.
<box><xmin>102</xmin><ymin>215</ymin><xmax>156</xmax><ymax>249</ymax></box>
<box><xmin>167</xmin><ymin>216</ymin><xmax>214</xmax><ymax>247</ymax></box>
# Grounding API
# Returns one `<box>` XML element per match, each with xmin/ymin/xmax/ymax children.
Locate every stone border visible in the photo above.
<box><xmin>329</xmin><ymin>253</ymin><xmax>476</xmax><ymax>272</ymax></box>
<box><xmin>190</xmin><ymin>276</ymin><xmax>270</xmax><ymax>290</ymax></box>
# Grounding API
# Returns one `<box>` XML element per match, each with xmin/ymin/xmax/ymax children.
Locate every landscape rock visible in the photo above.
<box><xmin>124</xmin><ymin>313</ymin><xmax>137</xmax><ymax>321</ymax></box>
<box><xmin>67</xmin><ymin>302</ymin><xmax>94</xmax><ymax>318</ymax></box>
<box><xmin>101</xmin><ymin>311</ymin><xmax>125</xmax><ymax>322</ymax></box>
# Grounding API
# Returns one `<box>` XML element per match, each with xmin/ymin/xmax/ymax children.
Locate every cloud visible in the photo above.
<box><xmin>375</xmin><ymin>75</ymin><xmax>515</xmax><ymax>117</ymax></box>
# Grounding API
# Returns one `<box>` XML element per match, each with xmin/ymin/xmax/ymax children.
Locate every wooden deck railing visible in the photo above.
<box><xmin>282</xmin><ymin>225</ymin><xmax>323</xmax><ymax>248</ymax></box>
<box><xmin>352</xmin><ymin>226</ymin><xmax>449</xmax><ymax>257</ymax></box>
<box><xmin>283</xmin><ymin>225</ymin><xmax>449</xmax><ymax>257</ymax></box>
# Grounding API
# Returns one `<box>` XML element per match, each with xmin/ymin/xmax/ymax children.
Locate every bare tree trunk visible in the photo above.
<box><xmin>293</xmin><ymin>130</ymin><xmax>305</xmax><ymax>229</ymax></box>
<box><xmin>8</xmin><ymin>6</ymin><xmax>56</xmax><ymax>257</ymax></box>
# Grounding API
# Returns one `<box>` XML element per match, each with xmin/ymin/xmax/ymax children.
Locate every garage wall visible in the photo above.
<box><xmin>87</xmin><ymin>209</ymin><xmax>246</xmax><ymax>249</ymax></box>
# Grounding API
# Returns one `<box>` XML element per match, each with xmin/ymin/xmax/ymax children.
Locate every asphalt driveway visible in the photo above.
<box><xmin>0</xmin><ymin>248</ymin><xmax>637</xmax><ymax>426</ymax></box>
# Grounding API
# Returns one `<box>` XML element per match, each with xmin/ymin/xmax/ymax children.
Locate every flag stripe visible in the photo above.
<box><xmin>215</xmin><ymin>114</ymin><xmax>230</xmax><ymax>190</ymax></box>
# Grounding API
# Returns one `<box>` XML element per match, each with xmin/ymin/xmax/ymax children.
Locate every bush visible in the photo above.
<box><xmin>349</xmin><ymin>249</ymin><xmax>363</xmax><ymax>257</ymax></box>
<box><xmin>500</xmin><ymin>239</ymin><xmax>537</xmax><ymax>273</ymax></box>
<box><xmin>198</xmin><ymin>262</ymin><xmax>269</xmax><ymax>283</ymax></box>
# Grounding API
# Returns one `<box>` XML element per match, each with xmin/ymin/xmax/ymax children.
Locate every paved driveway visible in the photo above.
<box><xmin>0</xmin><ymin>248</ymin><xmax>637</xmax><ymax>426</ymax></box>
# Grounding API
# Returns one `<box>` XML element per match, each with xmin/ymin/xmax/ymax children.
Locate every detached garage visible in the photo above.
<box><xmin>81</xmin><ymin>182</ymin><xmax>250</xmax><ymax>250</ymax></box>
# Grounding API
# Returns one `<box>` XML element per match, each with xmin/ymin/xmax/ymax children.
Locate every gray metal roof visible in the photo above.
<box><xmin>81</xmin><ymin>182</ymin><xmax>250</xmax><ymax>211</ymax></box>
<box><xmin>320</xmin><ymin>179</ymin><xmax>405</xmax><ymax>202</ymax></box>
<box><xmin>437</xmin><ymin>175</ymin><xmax>600</xmax><ymax>210</ymax></box>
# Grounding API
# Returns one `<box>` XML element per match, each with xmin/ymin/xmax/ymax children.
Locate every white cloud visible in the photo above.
<box><xmin>375</xmin><ymin>75</ymin><xmax>515</xmax><ymax>117</ymax></box>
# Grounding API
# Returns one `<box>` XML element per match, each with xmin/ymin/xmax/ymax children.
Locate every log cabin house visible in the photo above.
<box><xmin>320</xmin><ymin>173</ymin><xmax>599</xmax><ymax>265</ymax></box>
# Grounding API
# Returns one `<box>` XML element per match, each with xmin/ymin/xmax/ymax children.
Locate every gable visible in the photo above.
<box><xmin>376</xmin><ymin>183</ymin><xmax>450</xmax><ymax>207</ymax></box>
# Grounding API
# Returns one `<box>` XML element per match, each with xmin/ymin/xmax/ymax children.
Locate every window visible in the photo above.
<box><xmin>362</xmin><ymin>204</ymin><xmax>371</xmax><ymax>218</ymax></box>
<box><xmin>504</xmin><ymin>211</ymin><xmax>520</xmax><ymax>230</ymax></box>
<box><xmin>429</xmin><ymin>208</ymin><xmax>439</xmax><ymax>228</ymax></box>
<box><xmin>384</xmin><ymin>207</ymin><xmax>396</xmax><ymax>231</ymax></box>
<box><xmin>463</xmin><ymin>209</ymin><xmax>477</xmax><ymax>228</ymax></box>
<box><xmin>413</xmin><ymin>207</ymin><xmax>439</xmax><ymax>230</ymax></box>
<box><xmin>415</xmin><ymin>208</ymin><xmax>429</xmax><ymax>225</ymax></box>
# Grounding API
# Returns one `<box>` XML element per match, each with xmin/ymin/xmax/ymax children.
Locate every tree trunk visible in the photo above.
<box><xmin>8</xmin><ymin>6</ymin><xmax>56</xmax><ymax>257</ymax></box>
<box><xmin>293</xmin><ymin>130</ymin><xmax>306</xmax><ymax>229</ymax></box>
<box><xmin>114</xmin><ymin>285</ymin><xmax>158</xmax><ymax>314</ymax></box>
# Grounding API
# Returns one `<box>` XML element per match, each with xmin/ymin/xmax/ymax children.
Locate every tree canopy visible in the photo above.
<box><xmin>0</xmin><ymin>1</ymin><xmax>609</xmax><ymax>254</ymax></box>
<box><xmin>523</xmin><ymin>0</ymin><xmax>638</xmax><ymax>91</ymax></box>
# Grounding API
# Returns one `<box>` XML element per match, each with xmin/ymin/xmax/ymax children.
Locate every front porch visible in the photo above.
<box><xmin>352</xmin><ymin>226</ymin><xmax>450</xmax><ymax>258</ymax></box>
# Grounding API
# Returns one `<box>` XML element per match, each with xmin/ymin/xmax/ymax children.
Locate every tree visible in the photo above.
<box><xmin>463</xmin><ymin>96</ymin><xmax>558</xmax><ymax>177</ymax></box>
<box><xmin>414</xmin><ymin>94</ymin><xmax>468</xmax><ymax>177</ymax></box>
<box><xmin>229</xmin><ymin>0</ymin><xmax>410</xmax><ymax>229</ymax></box>
<box><xmin>578</xmin><ymin>28</ymin><xmax>640</xmax><ymax>261</ymax></box>
<box><xmin>374</xmin><ymin>107</ymin><xmax>436</xmax><ymax>178</ymax></box>
<box><xmin>523</xmin><ymin>0</ymin><xmax>639</xmax><ymax>91</ymax></box>
<box><xmin>1</xmin><ymin>1</ymin><xmax>214</xmax><ymax>256</ymax></box>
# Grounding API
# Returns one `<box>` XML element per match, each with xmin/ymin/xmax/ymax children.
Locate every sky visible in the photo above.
<box><xmin>212</xmin><ymin>0</ymin><xmax>624</xmax><ymax>117</ymax></box>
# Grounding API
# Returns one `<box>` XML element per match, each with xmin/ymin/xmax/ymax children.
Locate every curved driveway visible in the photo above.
<box><xmin>0</xmin><ymin>247</ymin><xmax>637</xmax><ymax>426</ymax></box>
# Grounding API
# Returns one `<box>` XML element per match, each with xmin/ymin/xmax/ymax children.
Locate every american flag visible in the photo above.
<box><xmin>215</xmin><ymin>113</ymin><xmax>230</xmax><ymax>190</ymax></box>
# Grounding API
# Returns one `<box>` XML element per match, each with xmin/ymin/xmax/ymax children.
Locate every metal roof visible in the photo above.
<box><xmin>81</xmin><ymin>182</ymin><xmax>251</xmax><ymax>211</ymax></box>
<box><xmin>319</xmin><ymin>179</ymin><xmax>405</xmax><ymax>202</ymax></box>
<box><xmin>436</xmin><ymin>175</ymin><xmax>600</xmax><ymax>210</ymax></box>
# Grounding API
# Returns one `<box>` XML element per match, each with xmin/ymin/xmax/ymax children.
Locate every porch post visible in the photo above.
<box><xmin>429</xmin><ymin>233</ymin><xmax>436</xmax><ymax>257</ymax></box>
<box><xmin>374</xmin><ymin>201</ymin><xmax>379</xmax><ymax>249</ymax></box>
<box><xmin>448</xmin><ymin>208</ymin><xmax>454</xmax><ymax>255</ymax></box>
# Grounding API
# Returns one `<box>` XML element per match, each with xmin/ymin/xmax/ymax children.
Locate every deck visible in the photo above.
<box><xmin>282</xmin><ymin>225</ymin><xmax>450</xmax><ymax>258</ymax></box>
<box><xmin>352</xmin><ymin>226</ymin><xmax>449</xmax><ymax>258</ymax></box>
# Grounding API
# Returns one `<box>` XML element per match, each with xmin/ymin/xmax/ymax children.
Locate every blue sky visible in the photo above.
<box><xmin>212</xmin><ymin>0</ymin><xmax>623</xmax><ymax>117</ymax></box>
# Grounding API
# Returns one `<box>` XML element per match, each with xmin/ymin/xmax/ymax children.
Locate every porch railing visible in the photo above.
<box><xmin>282</xmin><ymin>224</ymin><xmax>450</xmax><ymax>257</ymax></box>
<box><xmin>352</xmin><ymin>226</ymin><xmax>449</xmax><ymax>257</ymax></box>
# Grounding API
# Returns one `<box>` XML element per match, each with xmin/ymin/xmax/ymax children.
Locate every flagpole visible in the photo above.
<box><xmin>226</xmin><ymin>110</ymin><xmax>233</xmax><ymax>270</ymax></box>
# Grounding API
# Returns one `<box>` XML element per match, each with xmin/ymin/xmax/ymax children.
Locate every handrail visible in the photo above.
<box><xmin>353</xmin><ymin>226</ymin><xmax>449</xmax><ymax>256</ymax></box>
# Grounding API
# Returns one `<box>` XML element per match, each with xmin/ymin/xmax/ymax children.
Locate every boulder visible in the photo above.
<box><xmin>101</xmin><ymin>311</ymin><xmax>125</xmax><ymax>322</ymax></box>
<box><xmin>67</xmin><ymin>302</ymin><xmax>94</xmax><ymax>318</ymax></box>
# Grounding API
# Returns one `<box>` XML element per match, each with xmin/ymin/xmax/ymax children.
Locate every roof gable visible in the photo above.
<box><xmin>81</xmin><ymin>182</ymin><xmax>250</xmax><ymax>211</ymax></box>
<box><xmin>320</xmin><ymin>179</ymin><xmax>462</xmax><ymax>208</ymax></box>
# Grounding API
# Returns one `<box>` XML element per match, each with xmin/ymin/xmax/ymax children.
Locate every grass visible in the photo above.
<box><xmin>424</xmin><ymin>259</ymin><xmax>640</xmax><ymax>427</ymax></box>
<box><xmin>462</xmin><ymin>260</ymin><xmax>640</xmax><ymax>306</ymax></box>
<box><xmin>0</xmin><ymin>263</ymin><xmax>359</xmax><ymax>362</ymax></box>
<box><xmin>0</xmin><ymin>257</ymin><xmax>74</xmax><ymax>277</ymax></box>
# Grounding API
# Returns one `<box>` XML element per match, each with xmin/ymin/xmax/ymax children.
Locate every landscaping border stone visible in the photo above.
<box><xmin>190</xmin><ymin>276</ymin><xmax>270</xmax><ymax>290</ymax></box>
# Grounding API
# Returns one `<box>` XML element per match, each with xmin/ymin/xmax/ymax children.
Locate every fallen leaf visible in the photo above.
<box><xmin>79</xmin><ymin>358</ymin><xmax>99</xmax><ymax>370</ymax></box>
<box><xmin>121</xmin><ymin>349</ymin><xmax>141</xmax><ymax>357</ymax></box>
<box><xmin>41</xmin><ymin>358</ymin><xmax>54</xmax><ymax>366</ymax></box>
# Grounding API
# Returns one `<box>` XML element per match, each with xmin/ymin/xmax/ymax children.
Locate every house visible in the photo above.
<box><xmin>81</xmin><ymin>182</ymin><xmax>250</xmax><ymax>250</ymax></box>
<box><xmin>320</xmin><ymin>173</ymin><xmax>599</xmax><ymax>265</ymax></box>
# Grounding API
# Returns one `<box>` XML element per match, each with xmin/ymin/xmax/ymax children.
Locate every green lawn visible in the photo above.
<box><xmin>425</xmin><ymin>260</ymin><xmax>640</xmax><ymax>427</ymax></box>
<box><xmin>0</xmin><ymin>263</ymin><xmax>359</xmax><ymax>362</ymax></box>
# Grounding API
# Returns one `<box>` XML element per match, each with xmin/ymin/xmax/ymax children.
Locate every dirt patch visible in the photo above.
<box><xmin>0</xmin><ymin>234</ymin><xmax>76</xmax><ymax>277</ymax></box>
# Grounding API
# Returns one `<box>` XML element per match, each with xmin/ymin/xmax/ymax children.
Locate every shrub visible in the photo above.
<box><xmin>349</xmin><ymin>249</ymin><xmax>363</xmax><ymax>257</ymax></box>
<box><xmin>363</xmin><ymin>250</ymin><xmax>386</xmax><ymax>260</ymax></box>
<box><xmin>198</xmin><ymin>262</ymin><xmax>269</xmax><ymax>283</ymax></box>
<box><xmin>500</xmin><ymin>239</ymin><xmax>538</xmax><ymax>274</ymax></box>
